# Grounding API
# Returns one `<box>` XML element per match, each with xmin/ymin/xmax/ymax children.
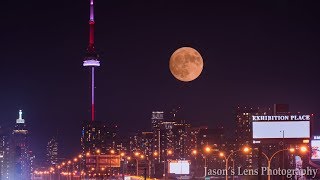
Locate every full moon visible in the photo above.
<box><xmin>169</xmin><ymin>47</ymin><xmax>204</xmax><ymax>82</ymax></box>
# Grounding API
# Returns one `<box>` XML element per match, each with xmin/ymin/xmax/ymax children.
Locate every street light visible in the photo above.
<box><xmin>96</xmin><ymin>149</ymin><xmax>101</xmax><ymax>154</ymax></box>
<box><xmin>300</xmin><ymin>146</ymin><xmax>307</xmax><ymax>153</ymax></box>
<box><xmin>205</xmin><ymin>146</ymin><xmax>211</xmax><ymax>153</ymax></box>
<box><xmin>153</xmin><ymin>151</ymin><xmax>158</xmax><ymax>157</ymax></box>
<box><xmin>192</xmin><ymin>149</ymin><xmax>197</xmax><ymax>155</ymax></box>
<box><xmin>191</xmin><ymin>150</ymin><xmax>198</xmax><ymax>176</ymax></box>
<box><xmin>67</xmin><ymin>161</ymin><xmax>72</xmax><ymax>180</ymax></box>
<box><xmin>243</xmin><ymin>147</ymin><xmax>250</xmax><ymax>153</ymax></box>
<box><xmin>219</xmin><ymin>146</ymin><xmax>250</xmax><ymax>180</ymax></box>
<box><xmin>119</xmin><ymin>152</ymin><xmax>126</xmax><ymax>179</ymax></box>
<box><xmin>203</xmin><ymin>146</ymin><xmax>211</xmax><ymax>177</ymax></box>
<box><xmin>108</xmin><ymin>149</ymin><xmax>115</xmax><ymax>176</ymax></box>
<box><xmin>130</xmin><ymin>153</ymin><xmax>144</xmax><ymax>176</ymax></box>
<box><xmin>163</xmin><ymin>150</ymin><xmax>173</xmax><ymax>179</ymax></box>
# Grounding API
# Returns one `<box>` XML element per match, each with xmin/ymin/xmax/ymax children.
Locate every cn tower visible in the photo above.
<box><xmin>83</xmin><ymin>0</ymin><xmax>100</xmax><ymax>121</ymax></box>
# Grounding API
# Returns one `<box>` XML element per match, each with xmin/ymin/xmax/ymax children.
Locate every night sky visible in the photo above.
<box><xmin>1</xmin><ymin>0</ymin><xmax>320</xmax><ymax>161</ymax></box>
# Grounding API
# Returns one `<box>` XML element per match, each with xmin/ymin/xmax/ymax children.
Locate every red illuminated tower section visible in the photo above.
<box><xmin>83</xmin><ymin>0</ymin><xmax>100</xmax><ymax>121</ymax></box>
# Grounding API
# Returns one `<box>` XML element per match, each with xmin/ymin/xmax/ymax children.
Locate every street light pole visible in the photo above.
<box><xmin>136</xmin><ymin>158</ymin><xmax>139</xmax><ymax>176</ymax></box>
<box><xmin>203</xmin><ymin>146</ymin><xmax>211</xmax><ymax>177</ymax></box>
<box><xmin>164</xmin><ymin>150</ymin><xmax>173</xmax><ymax>180</ymax></box>
<box><xmin>261</xmin><ymin>148</ymin><xmax>295</xmax><ymax>180</ymax></box>
<box><xmin>230</xmin><ymin>158</ymin><xmax>235</xmax><ymax>180</ymax></box>
<box><xmin>163</xmin><ymin>159</ymin><xmax>166</xmax><ymax>179</ymax></box>
<box><xmin>222</xmin><ymin>151</ymin><xmax>237</xmax><ymax>180</ymax></box>
<box><xmin>148</xmin><ymin>159</ymin><xmax>151</xmax><ymax>178</ymax></box>
<box><xmin>281</xmin><ymin>130</ymin><xmax>285</xmax><ymax>180</ymax></box>
<box><xmin>220</xmin><ymin>147</ymin><xmax>250</xmax><ymax>180</ymax></box>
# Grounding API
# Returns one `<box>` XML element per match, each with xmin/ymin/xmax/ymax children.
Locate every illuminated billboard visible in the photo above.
<box><xmin>86</xmin><ymin>154</ymin><xmax>120</xmax><ymax>167</ymax></box>
<box><xmin>252</xmin><ymin>115</ymin><xmax>310</xmax><ymax>139</ymax></box>
<box><xmin>311</xmin><ymin>140</ymin><xmax>320</xmax><ymax>160</ymax></box>
<box><xmin>168</xmin><ymin>160</ymin><xmax>190</xmax><ymax>175</ymax></box>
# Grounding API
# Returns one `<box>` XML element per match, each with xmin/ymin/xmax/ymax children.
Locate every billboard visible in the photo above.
<box><xmin>252</xmin><ymin>115</ymin><xmax>310</xmax><ymax>139</ymax></box>
<box><xmin>86</xmin><ymin>154</ymin><xmax>121</xmax><ymax>167</ymax></box>
<box><xmin>168</xmin><ymin>160</ymin><xmax>190</xmax><ymax>175</ymax></box>
<box><xmin>311</xmin><ymin>140</ymin><xmax>320</xmax><ymax>160</ymax></box>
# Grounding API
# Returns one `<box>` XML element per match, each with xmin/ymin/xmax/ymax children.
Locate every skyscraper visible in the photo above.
<box><xmin>151</xmin><ymin>111</ymin><xmax>164</xmax><ymax>130</ymax></box>
<box><xmin>0</xmin><ymin>127</ymin><xmax>10</xmax><ymax>180</ymax></box>
<box><xmin>234</xmin><ymin>106</ymin><xmax>272</xmax><ymax>168</ymax></box>
<box><xmin>46</xmin><ymin>137</ymin><xmax>58</xmax><ymax>166</ymax></box>
<box><xmin>151</xmin><ymin>111</ymin><xmax>191</xmax><ymax>160</ymax></box>
<box><xmin>81</xmin><ymin>121</ymin><xmax>118</xmax><ymax>154</ymax></box>
<box><xmin>10</xmin><ymin>110</ymin><xmax>31</xmax><ymax>179</ymax></box>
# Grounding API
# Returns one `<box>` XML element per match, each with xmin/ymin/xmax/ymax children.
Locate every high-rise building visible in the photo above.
<box><xmin>10</xmin><ymin>110</ymin><xmax>31</xmax><ymax>179</ymax></box>
<box><xmin>234</xmin><ymin>106</ymin><xmax>272</xmax><ymax>168</ymax></box>
<box><xmin>81</xmin><ymin>121</ymin><xmax>118</xmax><ymax>154</ymax></box>
<box><xmin>151</xmin><ymin>111</ymin><xmax>191</xmax><ymax>161</ymax></box>
<box><xmin>29</xmin><ymin>151</ymin><xmax>36</xmax><ymax>177</ymax></box>
<box><xmin>188</xmin><ymin>126</ymin><xmax>225</xmax><ymax>152</ymax></box>
<box><xmin>151</xmin><ymin>111</ymin><xmax>164</xmax><ymax>130</ymax></box>
<box><xmin>151</xmin><ymin>111</ymin><xmax>163</xmax><ymax>163</ymax></box>
<box><xmin>158</xmin><ymin>121</ymin><xmax>175</xmax><ymax>159</ymax></box>
<box><xmin>0</xmin><ymin>127</ymin><xmax>10</xmax><ymax>180</ymax></box>
<box><xmin>128</xmin><ymin>131</ymin><xmax>153</xmax><ymax>157</ymax></box>
<box><xmin>46</xmin><ymin>137</ymin><xmax>58</xmax><ymax>165</ymax></box>
<box><xmin>81</xmin><ymin>121</ymin><xmax>105</xmax><ymax>154</ymax></box>
<box><xmin>171</xmin><ymin>122</ymin><xmax>190</xmax><ymax>159</ymax></box>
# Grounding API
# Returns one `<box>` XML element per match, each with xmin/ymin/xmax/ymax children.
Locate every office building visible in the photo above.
<box><xmin>46</xmin><ymin>137</ymin><xmax>58</xmax><ymax>165</ymax></box>
<box><xmin>10</xmin><ymin>110</ymin><xmax>31</xmax><ymax>179</ymax></box>
<box><xmin>0</xmin><ymin>127</ymin><xmax>10</xmax><ymax>179</ymax></box>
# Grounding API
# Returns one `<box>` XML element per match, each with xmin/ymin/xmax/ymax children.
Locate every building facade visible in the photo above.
<box><xmin>0</xmin><ymin>127</ymin><xmax>10</xmax><ymax>179</ymax></box>
<box><xmin>46</xmin><ymin>137</ymin><xmax>58</xmax><ymax>166</ymax></box>
<box><xmin>10</xmin><ymin>110</ymin><xmax>31</xmax><ymax>179</ymax></box>
<box><xmin>81</xmin><ymin>121</ymin><xmax>118</xmax><ymax>154</ymax></box>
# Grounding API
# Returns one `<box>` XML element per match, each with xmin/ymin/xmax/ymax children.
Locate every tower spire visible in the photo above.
<box><xmin>83</xmin><ymin>0</ymin><xmax>100</xmax><ymax>122</ymax></box>
<box><xmin>90</xmin><ymin>0</ymin><xmax>94</xmax><ymax>21</ymax></box>
<box><xmin>16</xmin><ymin>110</ymin><xmax>25</xmax><ymax>124</ymax></box>
<box><xmin>88</xmin><ymin>0</ymin><xmax>95</xmax><ymax>52</ymax></box>
<box><xmin>19</xmin><ymin>110</ymin><xmax>23</xmax><ymax>119</ymax></box>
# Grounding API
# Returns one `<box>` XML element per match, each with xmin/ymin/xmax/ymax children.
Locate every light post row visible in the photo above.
<box><xmin>38</xmin><ymin>149</ymin><xmax>165</xmax><ymax>178</ymax></box>
<box><xmin>190</xmin><ymin>145</ymin><xmax>308</xmax><ymax>180</ymax></box>
<box><xmin>36</xmin><ymin>145</ymin><xmax>308</xmax><ymax>179</ymax></box>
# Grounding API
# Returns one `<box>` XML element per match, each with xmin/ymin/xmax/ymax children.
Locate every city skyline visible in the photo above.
<box><xmin>1</xmin><ymin>0</ymin><xmax>320</xmax><ymax>163</ymax></box>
